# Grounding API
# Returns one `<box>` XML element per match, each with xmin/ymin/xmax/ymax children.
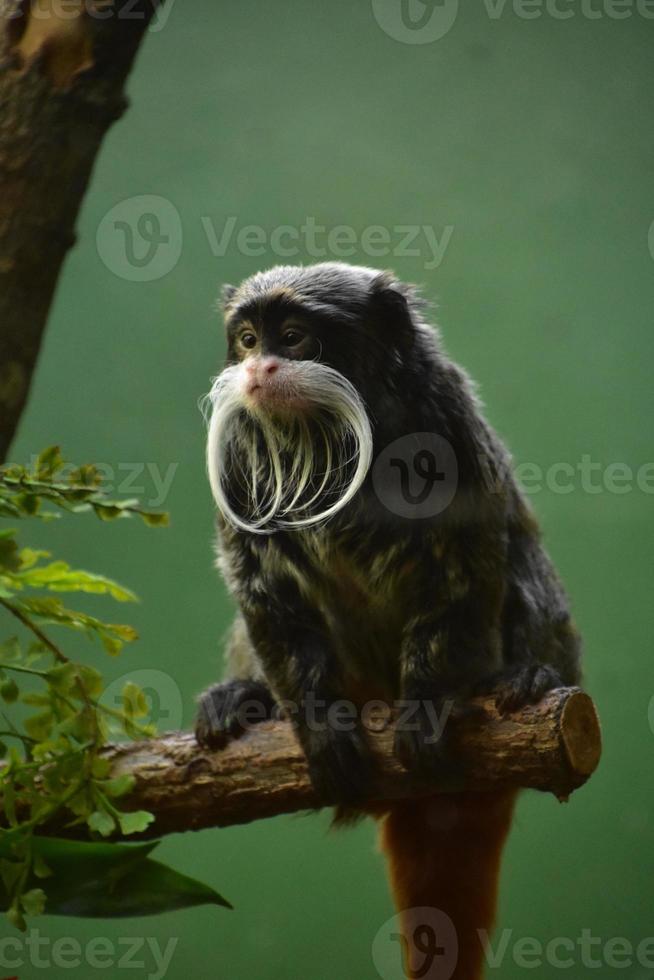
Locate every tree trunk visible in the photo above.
<box><xmin>0</xmin><ymin>0</ymin><xmax>161</xmax><ymax>462</ymax></box>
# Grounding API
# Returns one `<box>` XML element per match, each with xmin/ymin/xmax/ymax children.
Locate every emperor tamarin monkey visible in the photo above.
<box><xmin>196</xmin><ymin>262</ymin><xmax>581</xmax><ymax>980</ymax></box>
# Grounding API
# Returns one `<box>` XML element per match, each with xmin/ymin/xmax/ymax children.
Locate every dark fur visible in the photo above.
<box><xmin>196</xmin><ymin>262</ymin><xmax>582</xmax><ymax>802</ymax></box>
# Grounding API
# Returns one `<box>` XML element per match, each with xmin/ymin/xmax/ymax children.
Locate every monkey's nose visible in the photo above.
<box><xmin>245</xmin><ymin>356</ymin><xmax>281</xmax><ymax>388</ymax></box>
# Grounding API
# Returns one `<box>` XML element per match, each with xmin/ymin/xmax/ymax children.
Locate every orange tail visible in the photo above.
<box><xmin>379</xmin><ymin>790</ymin><xmax>517</xmax><ymax>980</ymax></box>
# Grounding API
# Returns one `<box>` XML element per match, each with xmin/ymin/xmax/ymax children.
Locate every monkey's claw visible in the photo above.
<box><xmin>493</xmin><ymin>664</ymin><xmax>563</xmax><ymax>713</ymax></box>
<box><xmin>393</xmin><ymin>696</ymin><xmax>472</xmax><ymax>777</ymax></box>
<box><xmin>195</xmin><ymin>679</ymin><xmax>276</xmax><ymax>748</ymax></box>
<box><xmin>302</xmin><ymin>727</ymin><xmax>374</xmax><ymax>805</ymax></box>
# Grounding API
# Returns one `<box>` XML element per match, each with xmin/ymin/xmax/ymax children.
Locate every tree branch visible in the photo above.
<box><xmin>34</xmin><ymin>687</ymin><xmax>601</xmax><ymax>839</ymax></box>
<box><xmin>0</xmin><ymin>0</ymin><xmax>162</xmax><ymax>463</ymax></box>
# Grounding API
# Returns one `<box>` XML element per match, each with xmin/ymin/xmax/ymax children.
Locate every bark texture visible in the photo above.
<box><xmin>0</xmin><ymin>0</ymin><xmax>161</xmax><ymax>463</ymax></box>
<box><xmin>35</xmin><ymin>687</ymin><xmax>601</xmax><ymax>839</ymax></box>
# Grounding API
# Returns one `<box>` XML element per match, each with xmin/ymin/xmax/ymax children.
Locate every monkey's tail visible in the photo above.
<box><xmin>378</xmin><ymin>790</ymin><xmax>517</xmax><ymax>980</ymax></box>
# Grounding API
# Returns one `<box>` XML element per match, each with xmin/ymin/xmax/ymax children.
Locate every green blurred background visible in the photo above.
<box><xmin>4</xmin><ymin>1</ymin><xmax>654</xmax><ymax>976</ymax></box>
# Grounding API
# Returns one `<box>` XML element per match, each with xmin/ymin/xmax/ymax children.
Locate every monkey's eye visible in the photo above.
<box><xmin>281</xmin><ymin>328</ymin><xmax>304</xmax><ymax>347</ymax></box>
<box><xmin>240</xmin><ymin>332</ymin><xmax>257</xmax><ymax>350</ymax></box>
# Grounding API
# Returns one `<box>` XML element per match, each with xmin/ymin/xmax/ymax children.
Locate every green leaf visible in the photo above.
<box><xmin>6</xmin><ymin>903</ymin><xmax>25</xmax><ymax>931</ymax></box>
<box><xmin>74</xmin><ymin>664</ymin><xmax>104</xmax><ymax>699</ymax></box>
<box><xmin>35</xmin><ymin>446</ymin><xmax>64</xmax><ymax>479</ymax></box>
<box><xmin>101</xmin><ymin>774</ymin><xmax>136</xmax><ymax>799</ymax></box>
<box><xmin>0</xmin><ymin>838</ymin><xmax>231</xmax><ymax>920</ymax></box>
<box><xmin>0</xmin><ymin>533</ymin><xmax>20</xmax><ymax>572</ymax></box>
<box><xmin>87</xmin><ymin>811</ymin><xmax>116</xmax><ymax>837</ymax></box>
<box><xmin>11</xmin><ymin>560</ymin><xmax>137</xmax><ymax>602</ymax></box>
<box><xmin>122</xmin><ymin>682</ymin><xmax>149</xmax><ymax>719</ymax></box>
<box><xmin>68</xmin><ymin>464</ymin><xmax>102</xmax><ymax>488</ymax></box>
<box><xmin>24</xmin><ymin>710</ymin><xmax>54</xmax><ymax>741</ymax></box>
<box><xmin>0</xmin><ymin>637</ymin><xmax>21</xmax><ymax>664</ymax></box>
<box><xmin>140</xmin><ymin>511</ymin><xmax>170</xmax><ymax>527</ymax></box>
<box><xmin>58</xmin><ymin>706</ymin><xmax>97</xmax><ymax>742</ymax></box>
<box><xmin>0</xmin><ymin>497</ymin><xmax>22</xmax><ymax>518</ymax></box>
<box><xmin>20</xmin><ymin>887</ymin><xmax>46</xmax><ymax>916</ymax></box>
<box><xmin>91</xmin><ymin>757</ymin><xmax>111</xmax><ymax>779</ymax></box>
<box><xmin>15</xmin><ymin>492</ymin><xmax>39</xmax><ymax>516</ymax></box>
<box><xmin>32</xmin><ymin>854</ymin><xmax>53</xmax><ymax>880</ymax></box>
<box><xmin>45</xmin><ymin>663</ymin><xmax>78</xmax><ymax>695</ymax></box>
<box><xmin>46</xmin><ymin>663</ymin><xmax>103</xmax><ymax>701</ymax></box>
<box><xmin>117</xmin><ymin>810</ymin><xmax>154</xmax><ymax>836</ymax></box>
<box><xmin>18</xmin><ymin>547</ymin><xmax>51</xmax><ymax>570</ymax></box>
<box><xmin>21</xmin><ymin>692</ymin><xmax>50</xmax><ymax>707</ymax></box>
<box><xmin>0</xmin><ymin>678</ymin><xmax>19</xmax><ymax>703</ymax></box>
<box><xmin>92</xmin><ymin>504</ymin><xmax>124</xmax><ymax>522</ymax></box>
<box><xmin>14</xmin><ymin>597</ymin><xmax>138</xmax><ymax>653</ymax></box>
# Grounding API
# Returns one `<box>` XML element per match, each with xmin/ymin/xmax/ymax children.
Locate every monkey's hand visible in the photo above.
<box><xmin>195</xmin><ymin>678</ymin><xmax>276</xmax><ymax>749</ymax></box>
<box><xmin>393</xmin><ymin>693</ymin><xmax>482</xmax><ymax>777</ymax></box>
<box><xmin>299</xmin><ymin>724</ymin><xmax>374</xmax><ymax>805</ymax></box>
<box><xmin>484</xmin><ymin>663</ymin><xmax>564</xmax><ymax>714</ymax></box>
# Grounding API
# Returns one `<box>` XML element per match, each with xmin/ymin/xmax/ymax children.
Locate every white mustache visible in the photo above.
<box><xmin>204</xmin><ymin>360</ymin><xmax>373</xmax><ymax>533</ymax></box>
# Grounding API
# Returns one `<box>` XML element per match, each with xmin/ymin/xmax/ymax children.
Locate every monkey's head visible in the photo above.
<box><xmin>204</xmin><ymin>262</ymin><xmax>431</xmax><ymax>533</ymax></box>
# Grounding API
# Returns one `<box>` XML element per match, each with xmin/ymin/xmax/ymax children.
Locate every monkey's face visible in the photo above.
<box><xmin>223</xmin><ymin>300</ymin><xmax>323</xmax><ymax>416</ymax></box>
<box><xmin>204</xmin><ymin>263</ymin><xmax>422</xmax><ymax>533</ymax></box>
<box><xmin>204</xmin><ymin>269</ymin><xmax>384</xmax><ymax>533</ymax></box>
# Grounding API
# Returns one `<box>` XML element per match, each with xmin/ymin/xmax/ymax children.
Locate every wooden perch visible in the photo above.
<box><xmin>37</xmin><ymin>687</ymin><xmax>601</xmax><ymax>840</ymax></box>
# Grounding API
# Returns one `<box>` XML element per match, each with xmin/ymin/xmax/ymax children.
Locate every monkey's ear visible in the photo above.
<box><xmin>368</xmin><ymin>271</ymin><xmax>416</xmax><ymax>340</ymax></box>
<box><xmin>221</xmin><ymin>283</ymin><xmax>238</xmax><ymax>311</ymax></box>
